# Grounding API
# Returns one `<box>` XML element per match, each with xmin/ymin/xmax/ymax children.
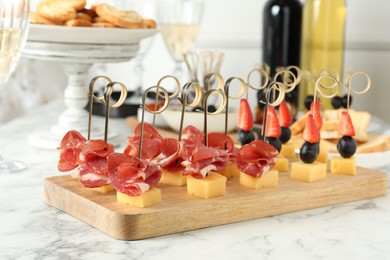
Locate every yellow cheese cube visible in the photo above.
<box><xmin>87</xmin><ymin>184</ymin><xmax>114</xmax><ymax>193</ymax></box>
<box><xmin>117</xmin><ymin>188</ymin><xmax>161</xmax><ymax>208</ymax></box>
<box><xmin>316</xmin><ymin>141</ymin><xmax>329</xmax><ymax>163</ymax></box>
<box><xmin>218</xmin><ymin>163</ymin><xmax>240</xmax><ymax>178</ymax></box>
<box><xmin>274</xmin><ymin>155</ymin><xmax>288</xmax><ymax>172</ymax></box>
<box><xmin>239</xmin><ymin>170</ymin><xmax>278</xmax><ymax>189</ymax></box>
<box><xmin>330</xmin><ymin>156</ymin><xmax>356</xmax><ymax>176</ymax></box>
<box><xmin>290</xmin><ymin>161</ymin><xmax>327</xmax><ymax>182</ymax></box>
<box><xmin>160</xmin><ymin>169</ymin><xmax>187</xmax><ymax>186</ymax></box>
<box><xmin>280</xmin><ymin>143</ymin><xmax>296</xmax><ymax>158</ymax></box>
<box><xmin>187</xmin><ymin>172</ymin><xmax>227</xmax><ymax>199</ymax></box>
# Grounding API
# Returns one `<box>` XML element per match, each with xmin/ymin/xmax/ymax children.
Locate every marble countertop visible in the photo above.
<box><xmin>1</xmin><ymin>100</ymin><xmax>390</xmax><ymax>260</ymax></box>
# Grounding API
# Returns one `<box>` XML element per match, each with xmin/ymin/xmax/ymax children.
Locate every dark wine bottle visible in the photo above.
<box><xmin>260</xmin><ymin>0</ymin><xmax>302</xmax><ymax>119</ymax></box>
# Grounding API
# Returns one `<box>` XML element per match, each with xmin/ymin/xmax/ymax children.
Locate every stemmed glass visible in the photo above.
<box><xmin>158</xmin><ymin>0</ymin><xmax>204</xmax><ymax>81</ymax></box>
<box><xmin>0</xmin><ymin>0</ymin><xmax>30</xmax><ymax>173</ymax></box>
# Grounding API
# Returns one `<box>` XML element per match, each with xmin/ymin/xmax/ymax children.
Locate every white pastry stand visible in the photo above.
<box><xmin>23</xmin><ymin>26</ymin><xmax>157</xmax><ymax>149</ymax></box>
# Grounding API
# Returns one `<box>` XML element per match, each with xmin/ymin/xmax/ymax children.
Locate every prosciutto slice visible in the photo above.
<box><xmin>124</xmin><ymin>122</ymin><xmax>163</xmax><ymax>160</ymax></box>
<box><xmin>57</xmin><ymin>130</ymin><xmax>86</xmax><ymax>174</ymax></box>
<box><xmin>108</xmin><ymin>153</ymin><xmax>162</xmax><ymax>196</ymax></box>
<box><xmin>181</xmin><ymin>125</ymin><xmax>204</xmax><ymax>159</ymax></box>
<box><xmin>206</xmin><ymin>132</ymin><xmax>235</xmax><ymax>153</ymax></box>
<box><xmin>183</xmin><ymin>140</ymin><xmax>229</xmax><ymax>179</ymax></box>
<box><xmin>158</xmin><ymin>138</ymin><xmax>185</xmax><ymax>173</ymax></box>
<box><xmin>236</xmin><ymin>140</ymin><xmax>277</xmax><ymax>178</ymax></box>
<box><xmin>78</xmin><ymin>140</ymin><xmax>114</xmax><ymax>188</ymax></box>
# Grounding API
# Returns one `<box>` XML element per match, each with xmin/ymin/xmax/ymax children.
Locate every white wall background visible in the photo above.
<box><xmin>5</xmin><ymin>0</ymin><xmax>390</xmax><ymax>123</ymax></box>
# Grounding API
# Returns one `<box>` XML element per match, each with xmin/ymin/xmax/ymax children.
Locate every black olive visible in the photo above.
<box><xmin>266</xmin><ymin>137</ymin><xmax>282</xmax><ymax>153</ymax></box>
<box><xmin>331</xmin><ymin>96</ymin><xmax>342</xmax><ymax>109</ymax></box>
<box><xmin>279</xmin><ymin>127</ymin><xmax>291</xmax><ymax>144</ymax></box>
<box><xmin>238</xmin><ymin>129</ymin><xmax>255</xmax><ymax>146</ymax></box>
<box><xmin>304</xmin><ymin>95</ymin><xmax>314</xmax><ymax>110</ymax></box>
<box><xmin>299</xmin><ymin>142</ymin><xmax>319</xmax><ymax>163</ymax></box>
<box><xmin>342</xmin><ymin>95</ymin><xmax>353</xmax><ymax>108</ymax></box>
<box><xmin>337</xmin><ymin>136</ymin><xmax>356</xmax><ymax>158</ymax></box>
<box><xmin>285</xmin><ymin>91</ymin><xmax>297</xmax><ymax>105</ymax></box>
<box><xmin>207</xmin><ymin>105</ymin><xmax>217</xmax><ymax>113</ymax></box>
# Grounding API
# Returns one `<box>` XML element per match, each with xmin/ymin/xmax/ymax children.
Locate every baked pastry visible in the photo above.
<box><xmin>92</xmin><ymin>22</ymin><xmax>117</xmax><ymax>28</ymax></box>
<box><xmin>38</xmin><ymin>0</ymin><xmax>77</xmax><ymax>22</ymax></box>
<box><xmin>65</xmin><ymin>19</ymin><xmax>92</xmax><ymax>27</ymax></box>
<box><xmin>95</xmin><ymin>4</ymin><xmax>143</xmax><ymax>28</ymax></box>
<box><xmin>30</xmin><ymin>11</ymin><xmax>63</xmax><ymax>25</ymax></box>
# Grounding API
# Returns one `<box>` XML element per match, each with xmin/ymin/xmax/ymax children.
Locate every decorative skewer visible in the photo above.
<box><xmin>87</xmin><ymin>76</ymin><xmax>127</xmax><ymax>141</ymax></box>
<box><xmin>336</xmin><ymin>72</ymin><xmax>371</xmax><ymax>159</ymax></box>
<box><xmin>223</xmin><ymin>77</ymin><xmax>247</xmax><ymax>135</ymax></box>
<box><xmin>152</xmin><ymin>75</ymin><xmax>181</xmax><ymax>126</ymax></box>
<box><xmin>178</xmin><ymin>82</ymin><xmax>203</xmax><ymax>141</ymax></box>
<box><xmin>138</xmin><ymin>85</ymin><xmax>170</xmax><ymax>159</ymax></box>
<box><xmin>202</xmin><ymin>89</ymin><xmax>227</xmax><ymax>146</ymax></box>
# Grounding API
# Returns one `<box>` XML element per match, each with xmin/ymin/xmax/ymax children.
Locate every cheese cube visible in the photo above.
<box><xmin>274</xmin><ymin>155</ymin><xmax>288</xmax><ymax>172</ymax></box>
<box><xmin>187</xmin><ymin>172</ymin><xmax>227</xmax><ymax>199</ymax></box>
<box><xmin>290</xmin><ymin>161</ymin><xmax>327</xmax><ymax>182</ymax></box>
<box><xmin>240</xmin><ymin>170</ymin><xmax>278</xmax><ymax>189</ymax></box>
<box><xmin>117</xmin><ymin>188</ymin><xmax>161</xmax><ymax>208</ymax></box>
<box><xmin>160</xmin><ymin>169</ymin><xmax>187</xmax><ymax>186</ymax></box>
<box><xmin>218</xmin><ymin>163</ymin><xmax>240</xmax><ymax>178</ymax></box>
<box><xmin>280</xmin><ymin>143</ymin><xmax>296</xmax><ymax>158</ymax></box>
<box><xmin>316</xmin><ymin>141</ymin><xmax>329</xmax><ymax>163</ymax></box>
<box><xmin>87</xmin><ymin>184</ymin><xmax>114</xmax><ymax>193</ymax></box>
<box><xmin>330</xmin><ymin>156</ymin><xmax>356</xmax><ymax>176</ymax></box>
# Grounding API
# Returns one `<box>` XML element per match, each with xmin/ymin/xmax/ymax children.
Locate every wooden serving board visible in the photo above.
<box><xmin>44</xmin><ymin>167</ymin><xmax>388</xmax><ymax>240</ymax></box>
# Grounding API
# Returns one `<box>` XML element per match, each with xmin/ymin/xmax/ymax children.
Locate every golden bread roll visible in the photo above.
<box><xmin>95</xmin><ymin>4</ymin><xmax>143</xmax><ymax>28</ymax></box>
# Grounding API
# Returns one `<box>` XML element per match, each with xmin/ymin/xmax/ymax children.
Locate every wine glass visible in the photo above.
<box><xmin>0</xmin><ymin>0</ymin><xmax>30</xmax><ymax>173</ymax></box>
<box><xmin>158</xmin><ymin>0</ymin><xmax>204</xmax><ymax>81</ymax></box>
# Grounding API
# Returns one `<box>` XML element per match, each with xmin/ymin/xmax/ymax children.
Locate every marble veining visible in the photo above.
<box><xmin>0</xmin><ymin>100</ymin><xmax>390</xmax><ymax>259</ymax></box>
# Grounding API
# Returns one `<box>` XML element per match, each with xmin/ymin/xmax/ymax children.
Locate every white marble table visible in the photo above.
<box><xmin>1</xmin><ymin>100</ymin><xmax>390</xmax><ymax>260</ymax></box>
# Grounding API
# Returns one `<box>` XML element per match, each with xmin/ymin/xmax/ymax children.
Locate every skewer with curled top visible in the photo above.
<box><xmin>298</xmin><ymin>75</ymin><xmax>340</xmax><ymax>164</ymax></box>
<box><xmin>223</xmin><ymin>77</ymin><xmax>247</xmax><ymax>135</ymax></box>
<box><xmin>203</xmin><ymin>89</ymin><xmax>227</xmax><ymax>146</ymax></box>
<box><xmin>88</xmin><ymin>76</ymin><xmax>127</xmax><ymax>142</ymax></box>
<box><xmin>138</xmin><ymin>85</ymin><xmax>170</xmax><ymax>159</ymax></box>
<box><xmin>177</xmin><ymin>82</ymin><xmax>203</xmax><ymax>141</ymax></box>
<box><xmin>336</xmin><ymin>71</ymin><xmax>371</xmax><ymax>159</ymax></box>
<box><xmin>303</xmin><ymin>68</ymin><xmax>341</xmax><ymax>110</ymax></box>
<box><xmin>151</xmin><ymin>75</ymin><xmax>181</xmax><ymax>127</ymax></box>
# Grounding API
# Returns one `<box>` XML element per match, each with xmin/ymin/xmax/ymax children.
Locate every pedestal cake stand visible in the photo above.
<box><xmin>23</xmin><ymin>25</ymin><xmax>157</xmax><ymax>149</ymax></box>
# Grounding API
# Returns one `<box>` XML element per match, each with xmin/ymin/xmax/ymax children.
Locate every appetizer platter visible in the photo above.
<box><xmin>44</xmin><ymin>69</ymin><xmax>388</xmax><ymax>240</ymax></box>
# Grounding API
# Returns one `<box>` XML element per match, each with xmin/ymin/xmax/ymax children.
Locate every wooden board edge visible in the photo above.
<box><xmin>43</xmin><ymin>171</ymin><xmax>388</xmax><ymax>240</ymax></box>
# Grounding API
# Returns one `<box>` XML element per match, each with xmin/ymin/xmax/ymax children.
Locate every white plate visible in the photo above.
<box><xmin>28</xmin><ymin>24</ymin><xmax>157</xmax><ymax>44</ymax></box>
<box><xmin>161</xmin><ymin>108</ymin><xmax>238</xmax><ymax>133</ymax></box>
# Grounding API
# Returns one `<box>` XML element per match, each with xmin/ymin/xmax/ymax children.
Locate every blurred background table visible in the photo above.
<box><xmin>0</xmin><ymin>99</ymin><xmax>389</xmax><ymax>259</ymax></box>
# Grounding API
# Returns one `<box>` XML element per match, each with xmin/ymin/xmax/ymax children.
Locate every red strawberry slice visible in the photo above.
<box><xmin>303</xmin><ymin>114</ymin><xmax>320</xmax><ymax>143</ymax></box>
<box><xmin>265</xmin><ymin>106</ymin><xmax>281</xmax><ymax>138</ymax></box>
<box><xmin>339</xmin><ymin>111</ymin><xmax>355</xmax><ymax>136</ymax></box>
<box><xmin>237</xmin><ymin>98</ymin><xmax>253</xmax><ymax>131</ymax></box>
<box><xmin>310</xmin><ymin>100</ymin><xmax>323</xmax><ymax>130</ymax></box>
<box><xmin>278</xmin><ymin>100</ymin><xmax>292</xmax><ymax>128</ymax></box>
